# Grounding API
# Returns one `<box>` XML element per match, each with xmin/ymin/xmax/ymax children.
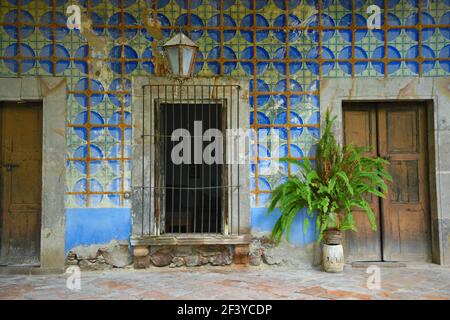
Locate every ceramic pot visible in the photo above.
<box><xmin>322</xmin><ymin>229</ymin><xmax>344</xmax><ymax>273</ymax></box>
<box><xmin>322</xmin><ymin>243</ymin><xmax>345</xmax><ymax>272</ymax></box>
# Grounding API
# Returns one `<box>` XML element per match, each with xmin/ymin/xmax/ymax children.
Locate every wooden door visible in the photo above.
<box><xmin>378</xmin><ymin>104</ymin><xmax>431</xmax><ymax>261</ymax></box>
<box><xmin>343</xmin><ymin>104</ymin><xmax>382</xmax><ymax>261</ymax></box>
<box><xmin>343</xmin><ymin>102</ymin><xmax>431</xmax><ymax>262</ymax></box>
<box><xmin>0</xmin><ymin>102</ymin><xmax>42</xmax><ymax>266</ymax></box>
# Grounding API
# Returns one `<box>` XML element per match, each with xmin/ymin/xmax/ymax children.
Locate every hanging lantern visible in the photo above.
<box><xmin>162</xmin><ymin>32</ymin><xmax>199</xmax><ymax>78</ymax></box>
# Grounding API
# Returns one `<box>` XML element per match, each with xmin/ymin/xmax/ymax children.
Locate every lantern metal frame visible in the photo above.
<box><xmin>162</xmin><ymin>32</ymin><xmax>199</xmax><ymax>78</ymax></box>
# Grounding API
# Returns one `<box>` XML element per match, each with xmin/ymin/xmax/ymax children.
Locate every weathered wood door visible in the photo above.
<box><xmin>343</xmin><ymin>102</ymin><xmax>431</xmax><ymax>262</ymax></box>
<box><xmin>0</xmin><ymin>102</ymin><xmax>42</xmax><ymax>266</ymax></box>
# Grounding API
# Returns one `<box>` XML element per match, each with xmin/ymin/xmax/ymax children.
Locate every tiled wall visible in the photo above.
<box><xmin>0</xmin><ymin>0</ymin><xmax>449</xmax><ymax>210</ymax></box>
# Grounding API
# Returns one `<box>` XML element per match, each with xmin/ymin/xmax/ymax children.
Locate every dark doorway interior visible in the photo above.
<box><xmin>160</xmin><ymin>103</ymin><xmax>223</xmax><ymax>234</ymax></box>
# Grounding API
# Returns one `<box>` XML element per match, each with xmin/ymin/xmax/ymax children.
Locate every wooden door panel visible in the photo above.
<box><xmin>343</xmin><ymin>104</ymin><xmax>382</xmax><ymax>262</ymax></box>
<box><xmin>0</xmin><ymin>102</ymin><xmax>42</xmax><ymax>266</ymax></box>
<box><xmin>379</xmin><ymin>104</ymin><xmax>431</xmax><ymax>262</ymax></box>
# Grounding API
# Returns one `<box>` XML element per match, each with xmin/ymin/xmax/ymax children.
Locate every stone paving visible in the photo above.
<box><xmin>0</xmin><ymin>264</ymin><xmax>449</xmax><ymax>300</ymax></box>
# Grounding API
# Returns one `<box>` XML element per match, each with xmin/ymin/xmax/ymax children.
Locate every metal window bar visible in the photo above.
<box><xmin>141</xmin><ymin>84</ymin><xmax>242</xmax><ymax>236</ymax></box>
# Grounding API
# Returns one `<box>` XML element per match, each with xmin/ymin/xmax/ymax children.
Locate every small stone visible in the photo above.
<box><xmin>99</xmin><ymin>240</ymin><xmax>132</xmax><ymax>268</ymax></box>
<box><xmin>150</xmin><ymin>252</ymin><xmax>172</xmax><ymax>267</ymax></box>
<box><xmin>172</xmin><ymin>257</ymin><xmax>185</xmax><ymax>267</ymax></box>
<box><xmin>262</xmin><ymin>247</ymin><xmax>283</xmax><ymax>265</ymax></box>
<box><xmin>184</xmin><ymin>255</ymin><xmax>200</xmax><ymax>267</ymax></box>
<box><xmin>209</xmin><ymin>252</ymin><xmax>232</xmax><ymax>266</ymax></box>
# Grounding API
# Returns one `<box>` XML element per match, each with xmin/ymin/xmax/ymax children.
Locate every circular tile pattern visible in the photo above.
<box><xmin>6</xmin><ymin>0</ymin><xmax>33</xmax><ymax>5</ymax></box>
<box><xmin>273</xmin><ymin>14</ymin><xmax>302</xmax><ymax>44</ymax></box>
<box><xmin>250</xmin><ymin>111</ymin><xmax>270</xmax><ymax>139</ymax></box>
<box><xmin>109</xmin><ymin>45</ymin><xmax>138</xmax><ymax>75</ymax></box>
<box><xmin>240</xmin><ymin>46</ymin><xmax>269</xmax><ymax>76</ymax></box>
<box><xmin>338</xmin><ymin>13</ymin><xmax>367</xmax><ymax>43</ymax></box>
<box><xmin>108</xmin><ymin>111</ymin><xmax>132</xmax><ymax>141</ymax></box>
<box><xmin>338</xmin><ymin>46</ymin><xmax>368</xmax><ymax>75</ymax></box>
<box><xmin>142</xmin><ymin>46</ymin><xmax>154</xmax><ymax>75</ymax></box>
<box><xmin>249</xmin><ymin>79</ymin><xmax>270</xmax><ymax>109</ymax></box>
<box><xmin>3</xmin><ymin>43</ymin><xmax>35</xmax><ymax>73</ymax></box>
<box><xmin>371</xmin><ymin>13</ymin><xmax>401</xmax><ymax>42</ymax></box>
<box><xmin>241</xmin><ymin>14</ymin><xmax>269</xmax><ymax>43</ymax></box>
<box><xmin>74</xmin><ymin>12</ymin><xmax>104</xmax><ymax>39</ymax></box>
<box><xmin>339</xmin><ymin>0</ymin><xmax>366</xmax><ymax>10</ymax></box>
<box><xmin>273</xmin><ymin>46</ymin><xmax>302</xmax><ymax>76</ymax></box>
<box><xmin>194</xmin><ymin>50</ymin><xmax>204</xmax><ymax>75</ymax></box>
<box><xmin>74</xmin><ymin>179</ymin><xmax>103</xmax><ymax>207</ymax></box>
<box><xmin>73</xmin><ymin>111</ymin><xmax>104</xmax><ymax>141</ymax></box>
<box><xmin>39</xmin><ymin>11</ymin><xmax>69</xmax><ymax>41</ymax></box>
<box><xmin>273</xmin><ymin>0</ymin><xmax>300</xmax><ymax>10</ymax></box>
<box><xmin>175</xmin><ymin>0</ymin><xmax>203</xmax><ymax>9</ymax></box>
<box><xmin>74</xmin><ymin>78</ymin><xmax>105</xmax><ymax>107</ymax></box>
<box><xmin>439</xmin><ymin>45</ymin><xmax>450</xmax><ymax>73</ymax></box>
<box><xmin>78</xmin><ymin>0</ymin><xmax>102</xmax><ymax>6</ymax></box>
<box><xmin>306</xmin><ymin>14</ymin><xmax>335</xmax><ymax>43</ymax></box>
<box><xmin>142</xmin><ymin>13</ymin><xmax>171</xmax><ymax>41</ymax></box>
<box><xmin>209</xmin><ymin>0</ymin><xmax>235</xmax><ymax>10</ymax></box>
<box><xmin>43</xmin><ymin>0</ymin><xmax>67</xmax><ymax>6</ymax></box>
<box><xmin>273</xmin><ymin>79</ymin><xmax>303</xmax><ymax>109</ymax></box>
<box><xmin>109</xmin><ymin>0</ymin><xmax>137</xmax><ymax>7</ymax></box>
<box><xmin>274</xmin><ymin>111</ymin><xmax>304</xmax><ymax>140</ymax></box>
<box><xmin>146</xmin><ymin>0</ymin><xmax>170</xmax><ymax>8</ymax></box>
<box><xmin>39</xmin><ymin>44</ymin><xmax>70</xmax><ymax>75</ymax></box>
<box><xmin>406</xmin><ymin>45</ymin><xmax>436</xmax><ymax>74</ymax></box>
<box><xmin>250</xmin><ymin>144</ymin><xmax>271</xmax><ymax>174</ymax></box>
<box><xmin>74</xmin><ymin>45</ymin><xmax>90</xmax><ymax>75</ymax></box>
<box><xmin>371</xmin><ymin>45</ymin><xmax>401</xmax><ymax>75</ymax></box>
<box><xmin>405</xmin><ymin>12</ymin><xmax>435</xmax><ymax>42</ymax></box>
<box><xmin>440</xmin><ymin>12</ymin><xmax>450</xmax><ymax>40</ymax></box>
<box><xmin>73</xmin><ymin>144</ymin><xmax>103</xmax><ymax>175</ymax></box>
<box><xmin>108</xmin><ymin>78</ymin><xmax>132</xmax><ymax>107</ymax></box>
<box><xmin>175</xmin><ymin>14</ymin><xmax>204</xmax><ymax>41</ymax></box>
<box><xmin>306</xmin><ymin>46</ymin><xmax>335</xmax><ymax>76</ymax></box>
<box><xmin>250</xmin><ymin>177</ymin><xmax>271</xmax><ymax>207</ymax></box>
<box><xmin>307</xmin><ymin>112</ymin><xmax>320</xmax><ymax>139</ymax></box>
<box><xmin>241</xmin><ymin>0</ymin><xmax>268</xmax><ymax>10</ymax></box>
<box><xmin>207</xmin><ymin>46</ymin><xmax>237</xmax><ymax>75</ymax></box>
<box><xmin>278</xmin><ymin>144</ymin><xmax>304</xmax><ymax>174</ymax></box>
<box><xmin>108</xmin><ymin>144</ymin><xmax>132</xmax><ymax>173</ymax></box>
<box><xmin>207</xmin><ymin>14</ymin><xmax>236</xmax><ymax>42</ymax></box>
<box><xmin>407</xmin><ymin>0</ymin><xmax>432</xmax><ymax>8</ymax></box>
<box><xmin>108</xmin><ymin>12</ymin><xmax>138</xmax><ymax>40</ymax></box>
<box><xmin>108</xmin><ymin>178</ymin><xmax>131</xmax><ymax>206</ymax></box>
<box><xmin>307</xmin><ymin>0</ymin><xmax>334</xmax><ymax>9</ymax></box>
<box><xmin>3</xmin><ymin>9</ymin><xmax>35</xmax><ymax>40</ymax></box>
<box><xmin>373</xmin><ymin>0</ymin><xmax>400</xmax><ymax>8</ymax></box>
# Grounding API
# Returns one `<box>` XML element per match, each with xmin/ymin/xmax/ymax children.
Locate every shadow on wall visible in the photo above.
<box><xmin>65</xmin><ymin>208</ymin><xmax>131</xmax><ymax>254</ymax></box>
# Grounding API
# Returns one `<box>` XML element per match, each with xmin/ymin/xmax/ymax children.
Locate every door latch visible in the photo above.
<box><xmin>4</xmin><ymin>163</ymin><xmax>19</xmax><ymax>172</ymax></box>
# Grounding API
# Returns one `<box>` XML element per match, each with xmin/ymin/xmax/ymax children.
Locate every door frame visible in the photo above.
<box><xmin>320</xmin><ymin>77</ymin><xmax>449</xmax><ymax>265</ymax></box>
<box><xmin>0</xmin><ymin>77</ymin><xmax>66</xmax><ymax>271</ymax></box>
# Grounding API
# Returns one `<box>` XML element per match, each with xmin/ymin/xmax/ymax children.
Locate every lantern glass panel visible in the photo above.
<box><xmin>182</xmin><ymin>47</ymin><xmax>195</xmax><ymax>76</ymax></box>
<box><xmin>166</xmin><ymin>46</ymin><xmax>180</xmax><ymax>75</ymax></box>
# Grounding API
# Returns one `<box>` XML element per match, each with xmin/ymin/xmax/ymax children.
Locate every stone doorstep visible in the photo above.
<box><xmin>133</xmin><ymin>243</ymin><xmax>250</xmax><ymax>269</ymax></box>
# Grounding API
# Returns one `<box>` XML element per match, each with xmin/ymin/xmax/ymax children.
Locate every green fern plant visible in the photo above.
<box><xmin>268</xmin><ymin>110</ymin><xmax>392</xmax><ymax>244</ymax></box>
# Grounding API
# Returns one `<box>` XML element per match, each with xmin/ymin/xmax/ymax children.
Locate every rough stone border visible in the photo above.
<box><xmin>0</xmin><ymin>77</ymin><xmax>66</xmax><ymax>270</ymax></box>
<box><xmin>320</xmin><ymin>77</ymin><xmax>450</xmax><ymax>265</ymax></box>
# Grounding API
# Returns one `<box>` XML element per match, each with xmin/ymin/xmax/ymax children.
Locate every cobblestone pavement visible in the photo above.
<box><xmin>0</xmin><ymin>264</ymin><xmax>449</xmax><ymax>300</ymax></box>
